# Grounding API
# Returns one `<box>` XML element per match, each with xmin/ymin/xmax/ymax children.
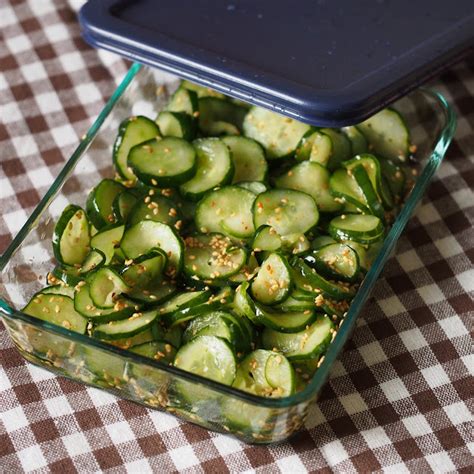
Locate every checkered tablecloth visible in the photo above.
<box><xmin>1</xmin><ymin>1</ymin><xmax>473</xmax><ymax>472</ymax></box>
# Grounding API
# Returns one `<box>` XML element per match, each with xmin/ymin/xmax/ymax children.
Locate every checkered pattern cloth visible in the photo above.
<box><xmin>1</xmin><ymin>1</ymin><xmax>473</xmax><ymax>472</ymax></box>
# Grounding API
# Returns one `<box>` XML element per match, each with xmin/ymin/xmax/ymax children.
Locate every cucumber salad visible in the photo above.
<box><xmin>24</xmin><ymin>80</ymin><xmax>415</xmax><ymax>399</ymax></box>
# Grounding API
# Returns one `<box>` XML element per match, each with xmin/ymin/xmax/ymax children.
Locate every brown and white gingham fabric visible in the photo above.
<box><xmin>1</xmin><ymin>1</ymin><xmax>473</xmax><ymax>472</ymax></box>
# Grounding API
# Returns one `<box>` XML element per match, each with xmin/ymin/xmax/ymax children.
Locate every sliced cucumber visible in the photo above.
<box><xmin>380</xmin><ymin>159</ymin><xmax>406</xmax><ymax>199</ymax></box>
<box><xmin>319</xmin><ymin>128</ymin><xmax>352</xmax><ymax>170</ymax></box>
<box><xmin>40</xmin><ymin>285</ymin><xmax>75</xmax><ymax>299</ymax></box>
<box><xmin>120</xmin><ymin>248</ymin><xmax>167</xmax><ymax>289</ymax></box>
<box><xmin>112</xmin><ymin>191</ymin><xmax>138</xmax><ymax>224</ymax></box>
<box><xmin>304</xmin><ymin>243</ymin><xmax>360</xmax><ymax>282</ymax></box>
<box><xmin>329</xmin><ymin>168</ymin><xmax>370</xmax><ymax>213</ymax></box>
<box><xmin>50</xmin><ymin>266</ymin><xmax>83</xmax><ymax>287</ymax></box>
<box><xmin>344</xmin><ymin>154</ymin><xmax>394</xmax><ymax>210</ymax></box>
<box><xmin>349</xmin><ymin>165</ymin><xmax>385</xmax><ymax>219</ymax></box>
<box><xmin>130</xmin><ymin>341</ymin><xmax>176</xmax><ymax>364</ymax></box>
<box><xmin>128</xmin><ymin>137</ymin><xmax>196</xmax><ymax>187</ymax></box>
<box><xmin>295</xmin><ymin>129</ymin><xmax>332</xmax><ymax>165</ymax></box>
<box><xmin>128</xmin><ymin>194</ymin><xmax>181</xmax><ymax>227</ymax></box>
<box><xmin>262</xmin><ymin>315</ymin><xmax>334</xmax><ymax>361</ymax></box>
<box><xmin>74</xmin><ymin>282</ymin><xmax>134</xmax><ymax>322</ymax></box>
<box><xmin>156</xmin><ymin>111</ymin><xmax>195</xmax><ymax>141</ymax></box>
<box><xmin>166</xmin><ymin>86</ymin><xmax>199</xmax><ymax>114</ymax></box>
<box><xmin>183</xmin><ymin>233</ymin><xmax>247</xmax><ymax>281</ymax></box>
<box><xmin>357</xmin><ymin>108</ymin><xmax>410</xmax><ymax>162</ymax></box>
<box><xmin>251</xmin><ymin>253</ymin><xmax>291</xmax><ymax>305</ymax></box>
<box><xmin>92</xmin><ymin>309</ymin><xmax>159</xmax><ymax>340</ymax></box>
<box><xmin>89</xmin><ymin>224</ymin><xmax>124</xmax><ymax>265</ymax></box>
<box><xmin>254</xmin><ymin>304</ymin><xmax>316</xmax><ymax>333</ymax></box>
<box><xmin>195</xmin><ymin>186</ymin><xmax>255</xmax><ymax>238</ymax></box>
<box><xmin>52</xmin><ymin>205</ymin><xmax>90</xmax><ymax>267</ymax></box>
<box><xmin>233</xmin><ymin>350</ymin><xmax>295</xmax><ymax>397</ymax></box>
<box><xmin>275</xmin><ymin>161</ymin><xmax>342</xmax><ymax>213</ymax></box>
<box><xmin>174</xmin><ymin>335</ymin><xmax>236</xmax><ymax>385</ymax></box>
<box><xmin>198</xmin><ymin>97</ymin><xmax>247</xmax><ymax>136</ymax></box>
<box><xmin>342</xmin><ymin>126</ymin><xmax>368</xmax><ymax>155</ymax></box>
<box><xmin>243</xmin><ymin>106</ymin><xmax>310</xmax><ymax>159</ymax></box>
<box><xmin>86</xmin><ymin>179</ymin><xmax>126</xmax><ymax>229</ymax></box>
<box><xmin>253</xmin><ymin>189</ymin><xmax>319</xmax><ymax>237</ymax></box>
<box><xmin>157</xmin><ymin>290</ymin><xmax>211</xmax><ymax>317</ymax></box>
<box><xmin>113</xmin><ymin>116</ymin><xmax>160</xmax><ymax>182</ymax></box>
<box><xmin>252</xmin><ymin>225</ymin><xmax>282</xmax><ymax>252</ymax></box>
<box><xmin>222</xmin><ymin>136</ymin><xmax>268</xmax><ymax>183</ymax></box>
<box><xmin>179</xmin><ymin>138</ymin><xmax>233</xmax><ymax>201</ymax></box>
<box><xmin>311</xmin><ymin>235</ymin><xmax>336</xmax><ymax>250</ymax></box>
<box><xmin>23</xmin><ymin>293</ymin><xmax>87</xmax><ymax>334</ymax></box>
<box><xmin>120</xmin><ymin>221</ymin><xmax>183</xmax><ymax>275</ymax></box>
<box><xmin>329</xmin><ymin>214</ymin><xmax>384</xmax><ymax>244</ymax></box>
<box><xmin>236</xmin><ymin>181</ymin><xmax>268</xmax><ymax>195</ymax></box>
<box><xmin>181</xmin><ymin>80</ymin><xmax>225</xmax><ymax>99</ymax></box>
<box><xmin>88</xmin><ymin>267</ymin><xmax>129</xmax><ymax>309</ymax></box>
<box><xmin>233</xmin><ymin>282</ymin><xmax>257</xmax><ymax>323</ymax></box>
<box><xmin>293</xmin><ymin>259</ymin><xmax>356</xmax><ymax>301</ymax></box>
<box><xmin>126</xmin><ymin>280</ymin><xmax>177</xmax><ymax>305</ymax></box>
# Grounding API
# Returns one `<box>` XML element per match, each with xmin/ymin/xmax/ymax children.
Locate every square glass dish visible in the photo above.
<box><xmin>0</xmin><ymin>63</ymin><xmax>456</xmax><ymax>444</ymax></box>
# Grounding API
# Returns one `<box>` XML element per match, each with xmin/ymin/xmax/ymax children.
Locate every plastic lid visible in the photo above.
<box><xmin>80</xmin><ymin>0</ymin><xmax>473</xmax><ymax>126</ymax></box>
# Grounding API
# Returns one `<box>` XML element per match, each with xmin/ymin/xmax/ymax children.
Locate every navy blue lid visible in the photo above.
<box><xmin>79</xmin><ymin>0</ymin><xmax>473</xmax><ymax>126</ymax></box>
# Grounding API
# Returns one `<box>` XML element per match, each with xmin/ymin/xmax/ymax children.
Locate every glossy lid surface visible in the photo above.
<box><xmin>79</xmin><ymin>0</ymin><xmax>473</xmax><ymax>126</ymax></box>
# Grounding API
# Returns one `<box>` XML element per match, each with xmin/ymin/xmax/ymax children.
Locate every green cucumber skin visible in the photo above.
<box><xmin>86</xmin><ymin>179</ymin><xmax>126</xmax><ymax>229</ymax></box>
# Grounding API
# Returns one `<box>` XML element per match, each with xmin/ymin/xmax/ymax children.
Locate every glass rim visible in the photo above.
<box><xmin>0</xmin><ymin>62</ymin><xmax>457</xmax><ymax>409</ymax></box>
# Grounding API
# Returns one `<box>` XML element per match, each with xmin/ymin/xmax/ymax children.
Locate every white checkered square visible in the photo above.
<box><xmin>403</xmin><ymin>414</ymin><xmax>432</xmax><ymax>438</ymax></box>
<box><xmin>380</xmin><ymin>379</ymin><xmax>410</xmax><ymax>403</ymax></box>
<box><xmin>169</xmin><ymin>445</ymin><xmax>200</xmax><ymax>471</ymax></box>
<box><xmin>399</xmin><ymin>327</ymin><xmax>428</xmax><ymax>352</ymax></box>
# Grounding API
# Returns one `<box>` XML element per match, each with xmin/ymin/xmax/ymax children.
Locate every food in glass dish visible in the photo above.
<box><xmin>22</xmin><ymin>80</ymin><xmax>415</xmax><ymax>400</ymax></box>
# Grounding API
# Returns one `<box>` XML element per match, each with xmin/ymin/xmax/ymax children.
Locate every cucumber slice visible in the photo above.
<box><xmin>174</xmin><ymin>335</ymin><xmax>236</xmax><ymax>386</ymax></box>
<box><xmin>251</xmin><ymin>253</ymin><xmax>291</xmax><ymax>305</ymax></box>
<box><xmin>233</xmin><ymin>282</ymin><xmax>258</xmax><ymax>324</ymax></box>
<box><xmin>262</xmin><ymin>315</ymin><xmax>334</xmax><ymax>361</ymax></box>
<box><xmin>74</xmin><ymin>282</ymin><xmax>134</xmax><ymax>322</ymax></box>
<box><xmin>166</xmin><ymin>86</ymin><xmax>199</xmax><ymax>114</ymax></box>
<box><xmin>157</xmin><ymin>290</ymin><xmax>211</xmax><ymax>317</ymax></box>
<box><xmin>321</xmin><ymin>128</ymin><xmax>353</xmax><ymax>170</ymax></box>
<box><xmin>112</xmin><ymin>190</ymin><xmax>138</xmax><ymax>224</ymax></box>
<box><xmin>179</xmin><ymin>138</ymin><xmax>233</xmax><ymax>201</ymax></box>
<box><xmin>92</xmin><ymin>309</ymin><xmax>160</xmax><ymax>340</ymax></box>
<box><xmin>128</xmin><ymin>137</ymin><xmax>197</xmax><ymax>188</ymax></box>
<box><xmin>311</xmin><ymin>235</ymin><xmax>336</xmax><ymax>250</ymax></box>
<box><xmin>295</xmin><ymin>129</ymin><xmax>333</xmax><ymax>165</ymax></box>
<box><xmin>79</xmin><ymin>248</ymin><xmax>105</xmax><ymax>275</ymax></box>
<box><xmin>23</xmin><ymin>293</ymin><xmax>87</xmax><ymax>334</ymax></box>
<box><xmin>277</xmin><ymin>295</ymin><xmax>314</xmax><ymax>312</ymax></box>
<box><xmin>113</xmin><ymin>116</ymin><xmax>160</xmax><ymax>182</ymax></box>
<box><xmin>50</xmin><ymin>266</ymin><xmax>83</xmax><ymax>287</ymax></box>
<box><xmin>236</xmin><ymin>181</ymin><xmax>268</xmax><ymax>195</ymax></box>
<box><xmin>243</xmin><ymin>106</ymin><xmax>310</xmax><ymax>159</ymax></box>
<box><xmin>105</xmin><ymin>326</ymin><xmax>155</xmax><ymax>350</ymax></box>
<box><xmin>120</xmin><ymin>221</ymin><xmax>183</xmax><ymax>276</ymax></box>
<box><xmin>380</xmin><ymin>159</ymin><xmax>406</xmax><ymax>199</ymax></box>
<box><xmin>86</xmin><ymin>179</ymin><xmax>126</xmax><ymax>229</ymax></box>
<box><xmin>304</xmin><ymin>243</ymin><xmax>360</xmax><ymax>282</ymax></box>
<box><xmin>195</xmin><ymin>186</ymin><xmax>256</xmax><ymax>239</ymax></box>
<box><xmin>182</xmin><ymin>311</ymin><xmax>243</xmax><ymax>351</ymax></box>
<box><xmin>342</xmin><ymin>126</ymin><xmax>368</xmax><ymax>155</ymax></box>
<box><xmin>252</xmin><ymin>225</ymin><xmax>282</xmax><ymax>252</ymax></box>
<box><xmin>129</xmin><ymin>341</ymin><xmax>176</xmax><ymax>364</ymax></box>
<box><xmin>357</xmin><ymin>108</ymin><xmax>410</xmax><ymax>162</ymax></box>
<box><xmin>293</xmin><ymin>259</ymin><xmax>356</xmax><ymax>301</ymax></box>
<box><xmin>156</xmin><ymin>111</ymin><xmax>196</xmax><ymax>141</ymax></box>
<box><xmin>40</xmin><ymin>285</ymin><xmax>75</xmax><ymax>299</ymax></box>
<box><xmin>329</xmin><ymin>168</ymin><xmax>370</xmax><ymax>213</ymax></box>
<box><xmin>181</xmin><ymin>81</ymin><xmax>225</xmax><ymax>99</ymax></box>
<box><xmin>120</xmin><ymin>248</ymin><xmax>167</xmax><ymax>289</ymax></box>
<box><xmin>253</xmin><ymin>189</ymin><xmax>319</xmax><ymax>237</ymax></box>
<box><xmin>329</xmin><ymin>214</ymin><xmax>384</xmax><ymax>244</ymax></box>
<box><xmin>89</xmin><ymin>267</ymin><xmax>129</xmax><ymax>309</ymax></box>
<box><xmin>254</xmin><ymin>304</ymin><xmax>316</xmax><ymax>333</ymax></box>
<box><xmin>126</xmin><ymin>280</ymin><xmax>177</xmax><ymax>305</ymax></box>
<box><xmin>344</xmin><ymin>154</ymin><xmax>394</xmax><ymax>210</ymax></box>
<box><xmin>127</xmin><ymin>194</ymin><xmax>182</xmax><ymax>227</ymax></box>
<box><xmin>349</xmin><ymin>165</ymin><xmax>385</xmax><ymax>220</ymax></box>
<box><xmin>90</xmin><ymin>224</ymin><xmax>124</xmax><ymax>265</ymax></box>
<box><xmin>222</xmin><ymin>136</ymin><xmax>268</xmax><ymax>183</ymax></box>
<box><xmin>275</xmin><ymin>161</ymin><xmax>342</xmax><ymax>213</ymax></box>
<box><xmin>52</xmin><ymin>205</ymin><xmax>90</xmax><ymax>266</ymax></box>
<box><xmin>233</xmin><ymin>350</ymin><xmax>294</xmax><ymax>397</ymax></box>
<box><xmin>183</xmin><ymin>233</ymin><xmax>247</xmax><ymax>281</ymax></box>
<box><xmin>198</xmin><ymin>97</ymin><xmax>247</xmax><ymax>136</ymax></box>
